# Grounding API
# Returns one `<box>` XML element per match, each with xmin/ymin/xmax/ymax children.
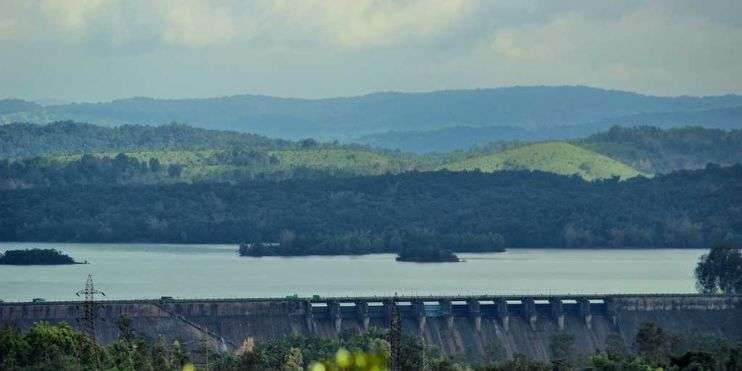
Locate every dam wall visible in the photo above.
<box><xmin>1</xmin><ymin>294</ymin><xmax>740</xmax><ymax>361</ymax></box>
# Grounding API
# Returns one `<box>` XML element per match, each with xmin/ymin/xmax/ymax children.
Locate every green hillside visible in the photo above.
<box><xmin>272</xmin><ymin>148</ymin><xmax>409</xmax><ymax>173</ymax></box>
<box><xmin>441</xmin><ymin>142</ymin><xmax>643</xmax><ymax>180</ymax></box>
<box><xmin>54</xmin><ymin>147</ymin><xmax>409</xmax><ymax>181</ymax></box>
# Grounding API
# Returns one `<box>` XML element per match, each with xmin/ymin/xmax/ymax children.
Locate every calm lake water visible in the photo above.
<box><xmin>0</xmin><ymin>243</ymin><xmax>706</xmax><ymax>302</ymax></box>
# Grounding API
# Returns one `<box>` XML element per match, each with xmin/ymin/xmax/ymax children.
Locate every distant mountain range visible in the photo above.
<box><xmin>2</xmin><ymin>86</ymin><xmax>742</xmax><ymax>143</ymax></box>
<box><xmin>0</xmin><ymin>99</ymin><xmax>41</xmax><ymax>115</ymax></box>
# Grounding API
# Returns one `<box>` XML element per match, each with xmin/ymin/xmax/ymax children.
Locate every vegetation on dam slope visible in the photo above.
<box><xmin>1</xmin><ymin>317</ymin><xmax>741</xmax><ymax>370</ymax></box>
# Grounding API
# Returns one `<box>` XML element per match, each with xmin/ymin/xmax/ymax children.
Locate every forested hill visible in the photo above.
<box><xmin>355</xmin><ymin>106</ymin><xmax>742</xmax><ymax>153</ymax></box>
<box><xmin>2</xmin><ymin>86</ymin><xmax>742</xmax><ymax>139</ymax></box>
<box><xmin>0</xmin><ymin>99</ymin><xmax>41</xmax><ymax>115</ymax></box>
<box><xmin>1</xmin><ymin>165</ymin><xmax>740</xmax><ymax>252</ymax></box>
<box><xmin>4</xmin><ymin>122</ymin><xmax>742</xmax><ymax>187</ymax></box>
<box><xmin>0</xmin><ymin>121</ymin><xmax>294</xmax><ymax>159</ymax></box>
<box><xmin>578</xmin><ymin>126</ymin><xmax>742</xmax><ymax>174</ymax></box>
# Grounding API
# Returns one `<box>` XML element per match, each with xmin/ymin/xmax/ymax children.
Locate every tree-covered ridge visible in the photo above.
<box><xmin>356</xmin><ymin>105</ymin><xmax>742</xmax><ymax>154</ymax></box>
<box><xmin>1</xmin><ymin>165</ymin><xmax>740</xmax><ymax>250</ymax></box>
<box><xmin>0</xmin><ymin>146</ymin><xmax>417</xmax><ymax>189</ymax></box>
<box><xmin>576</xmin><ymin>126</ymin><xmax>742</xmax><ymax>174</ymax></box>
<box><xmin>0</xmin><ymin>122</ymin><xmax>640</xmax><ymax>186</ymax></box>
<box><xmin>3</xmin><ymin>122</ymin><xmax>742</xmax><ymax>185</ymax></box>
<box><xmin>0</xmin><ymin>121</ymin><xmax>294</xmax><ymax>159</ymax></box>
<box><xmin>0</xmin><ymin>99</ymin><xmax>41</xmax><ymax>115</ymax></box>
<box><xmin>440</xmin><ymin>142</ymin><xmax>643</xmax><ymax>180</ymax></box>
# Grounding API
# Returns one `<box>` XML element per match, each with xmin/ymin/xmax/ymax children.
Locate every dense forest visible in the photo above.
<box><xmin>577</xmin><ymin>126</ymin><xmax>742</xmax><ymax>174</ymax></box>
<box><xmin>1</xmin><ymin>165</ymin><xmax>740</xmax><ymax>252</ymax></box>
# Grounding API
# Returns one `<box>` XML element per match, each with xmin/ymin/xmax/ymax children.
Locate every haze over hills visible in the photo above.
<box><xmin>2</xmin><ymin>86</ymin><xmax>742</xmax><ymax>141</ymax></box>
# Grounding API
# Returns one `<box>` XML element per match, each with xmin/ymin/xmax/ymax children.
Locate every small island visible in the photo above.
<box><xmin>0</xmin><ymin>248</ymin><xmax>82</xmax><ymax>265</ymax></box>
<box><xmin>396</xmin><ymin>247</ymin><xmax>461</xmax><ymax>263</ymax></box>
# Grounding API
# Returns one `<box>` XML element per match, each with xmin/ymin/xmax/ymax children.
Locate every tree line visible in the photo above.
<box><xmin>1</xmin><ymin>165</ymin><xmax>740</xmax><ymax>253</ymax></box>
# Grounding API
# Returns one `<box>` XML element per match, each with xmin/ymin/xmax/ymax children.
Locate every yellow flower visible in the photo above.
<box><xmin>354</xmin><ymin>351</ymin><xmax>367</xmax><ymax>367</ymax></box>
<box><xmin>336</xmin><ymin>348</ymin><xmax>352</xmax><ymax>367</ymax></box>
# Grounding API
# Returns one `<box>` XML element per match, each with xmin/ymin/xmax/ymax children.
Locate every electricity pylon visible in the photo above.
<box><xmin>389</xmin><ymin>297</ymin><xmax>402</xmax><ymax>371</ymax></box>
<box><xmin>76</xmin><ymin>273</ymin><xmax>105</xmax><ymax>339</ymax></box>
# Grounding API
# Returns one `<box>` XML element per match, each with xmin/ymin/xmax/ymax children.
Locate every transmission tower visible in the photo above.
<box><xmin>76</xmin><ymin>273</ymin><xmax>105</xmax><ymax>339</ymax></box>
<box><xmin>389</xmin><ymin>297</ymin><xmax>402</xmax><ymax>371</ymax></box>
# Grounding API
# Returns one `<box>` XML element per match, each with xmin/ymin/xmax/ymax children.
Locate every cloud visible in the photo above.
<box><xmin>159</xmin><ymin>0</ymin><xmax>238</xmax><ymax>47</ymax></box>
<box><xmin>266</xmin><ymin>0</ymin><xmax>473</xmax><ymax>48</ymax></box>
<box><xmin>39</xmin><ymin>0</ymin><xmax>106</xmax><ymax>36</ymax></box>
<box><xmin>477</xmin><ymin>3</ymin><xmax>742</xmax><ymax>93</ymax></box>
<box><xmin>0</xmin><ymin>18</ymin><xmax>15</xmax><ymax>39</ymax></box>
<box><xmin>2</xmin><ymin>0</ymin><xmax>478</xmax><ymax>49</ymax></box>
<box><xmin>0</xmin><ymin>0</ymin><xmax>741</xmax><ymax>100</ymax></box>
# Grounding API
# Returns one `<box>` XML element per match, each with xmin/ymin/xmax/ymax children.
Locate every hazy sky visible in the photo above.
<box><xmin>1</xmin><ymin>0</ymin><xmax>741</xmax><ymax>102</ymax></box>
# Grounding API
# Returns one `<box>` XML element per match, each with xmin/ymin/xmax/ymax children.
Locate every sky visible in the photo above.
<box><xmin>1</xmin><ymin>0</ymin><xmax>741</xmax><ymax>102</ymax></box>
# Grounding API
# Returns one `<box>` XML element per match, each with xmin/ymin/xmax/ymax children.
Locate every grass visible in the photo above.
<box><xmin>50</xmin><ymin>142</ymin><xmax>644</xmax><ymax>181</ymax></box>
<box><xmin>440</xmin><ymin>142</ymin><xmax>644</xmax><ymax>180</ymax></box>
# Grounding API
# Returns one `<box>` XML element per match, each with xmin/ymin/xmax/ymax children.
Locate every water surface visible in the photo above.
<box><xmin>0</xmin><ymin>243</ymin><xmax>705</xmax><ymax>302</ymax></box>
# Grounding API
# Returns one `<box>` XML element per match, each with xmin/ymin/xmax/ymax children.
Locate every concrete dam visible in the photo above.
<box><xmin>1</xmin><ymin>294</ymin><xmax>741</xmax><ymax>361</ymax></box>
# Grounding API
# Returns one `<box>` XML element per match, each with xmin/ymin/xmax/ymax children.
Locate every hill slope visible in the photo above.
<box><xmin>0</xmin><ymin>99</ymin><xmax>41</xmax><ymax>115</ymax></box>
<box><xmin>0</xmin><ymin>121</ymin><xmax>293</xmax><ymax>159</ymax></box>
<box><xmin>576</xmin><ymin>126</ymin><xmax>742</xmax><ymax>174</ymax></box>
<box><xmin>3</xmin><ymin>86</ymin><xmax>742</xmax><ymax>139</ymax></box>
<box><xmin>6</xmin><ymin>122</ymin><xmax>742</xmax><ymax>186</ymax></box>
<box><xmin>354</xmin><ymin>105</ymin><xmax>742</xmax><ymax>153</ymax></box>
<box><xmin>58</xmin><ymin>147</ymin><xmax>409</xmax><ymax>180</ymax></box>
<box><xmin>441</xmin><ymin>142</ymin><xmax>642</xmax><ymax>180</ymax></box>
